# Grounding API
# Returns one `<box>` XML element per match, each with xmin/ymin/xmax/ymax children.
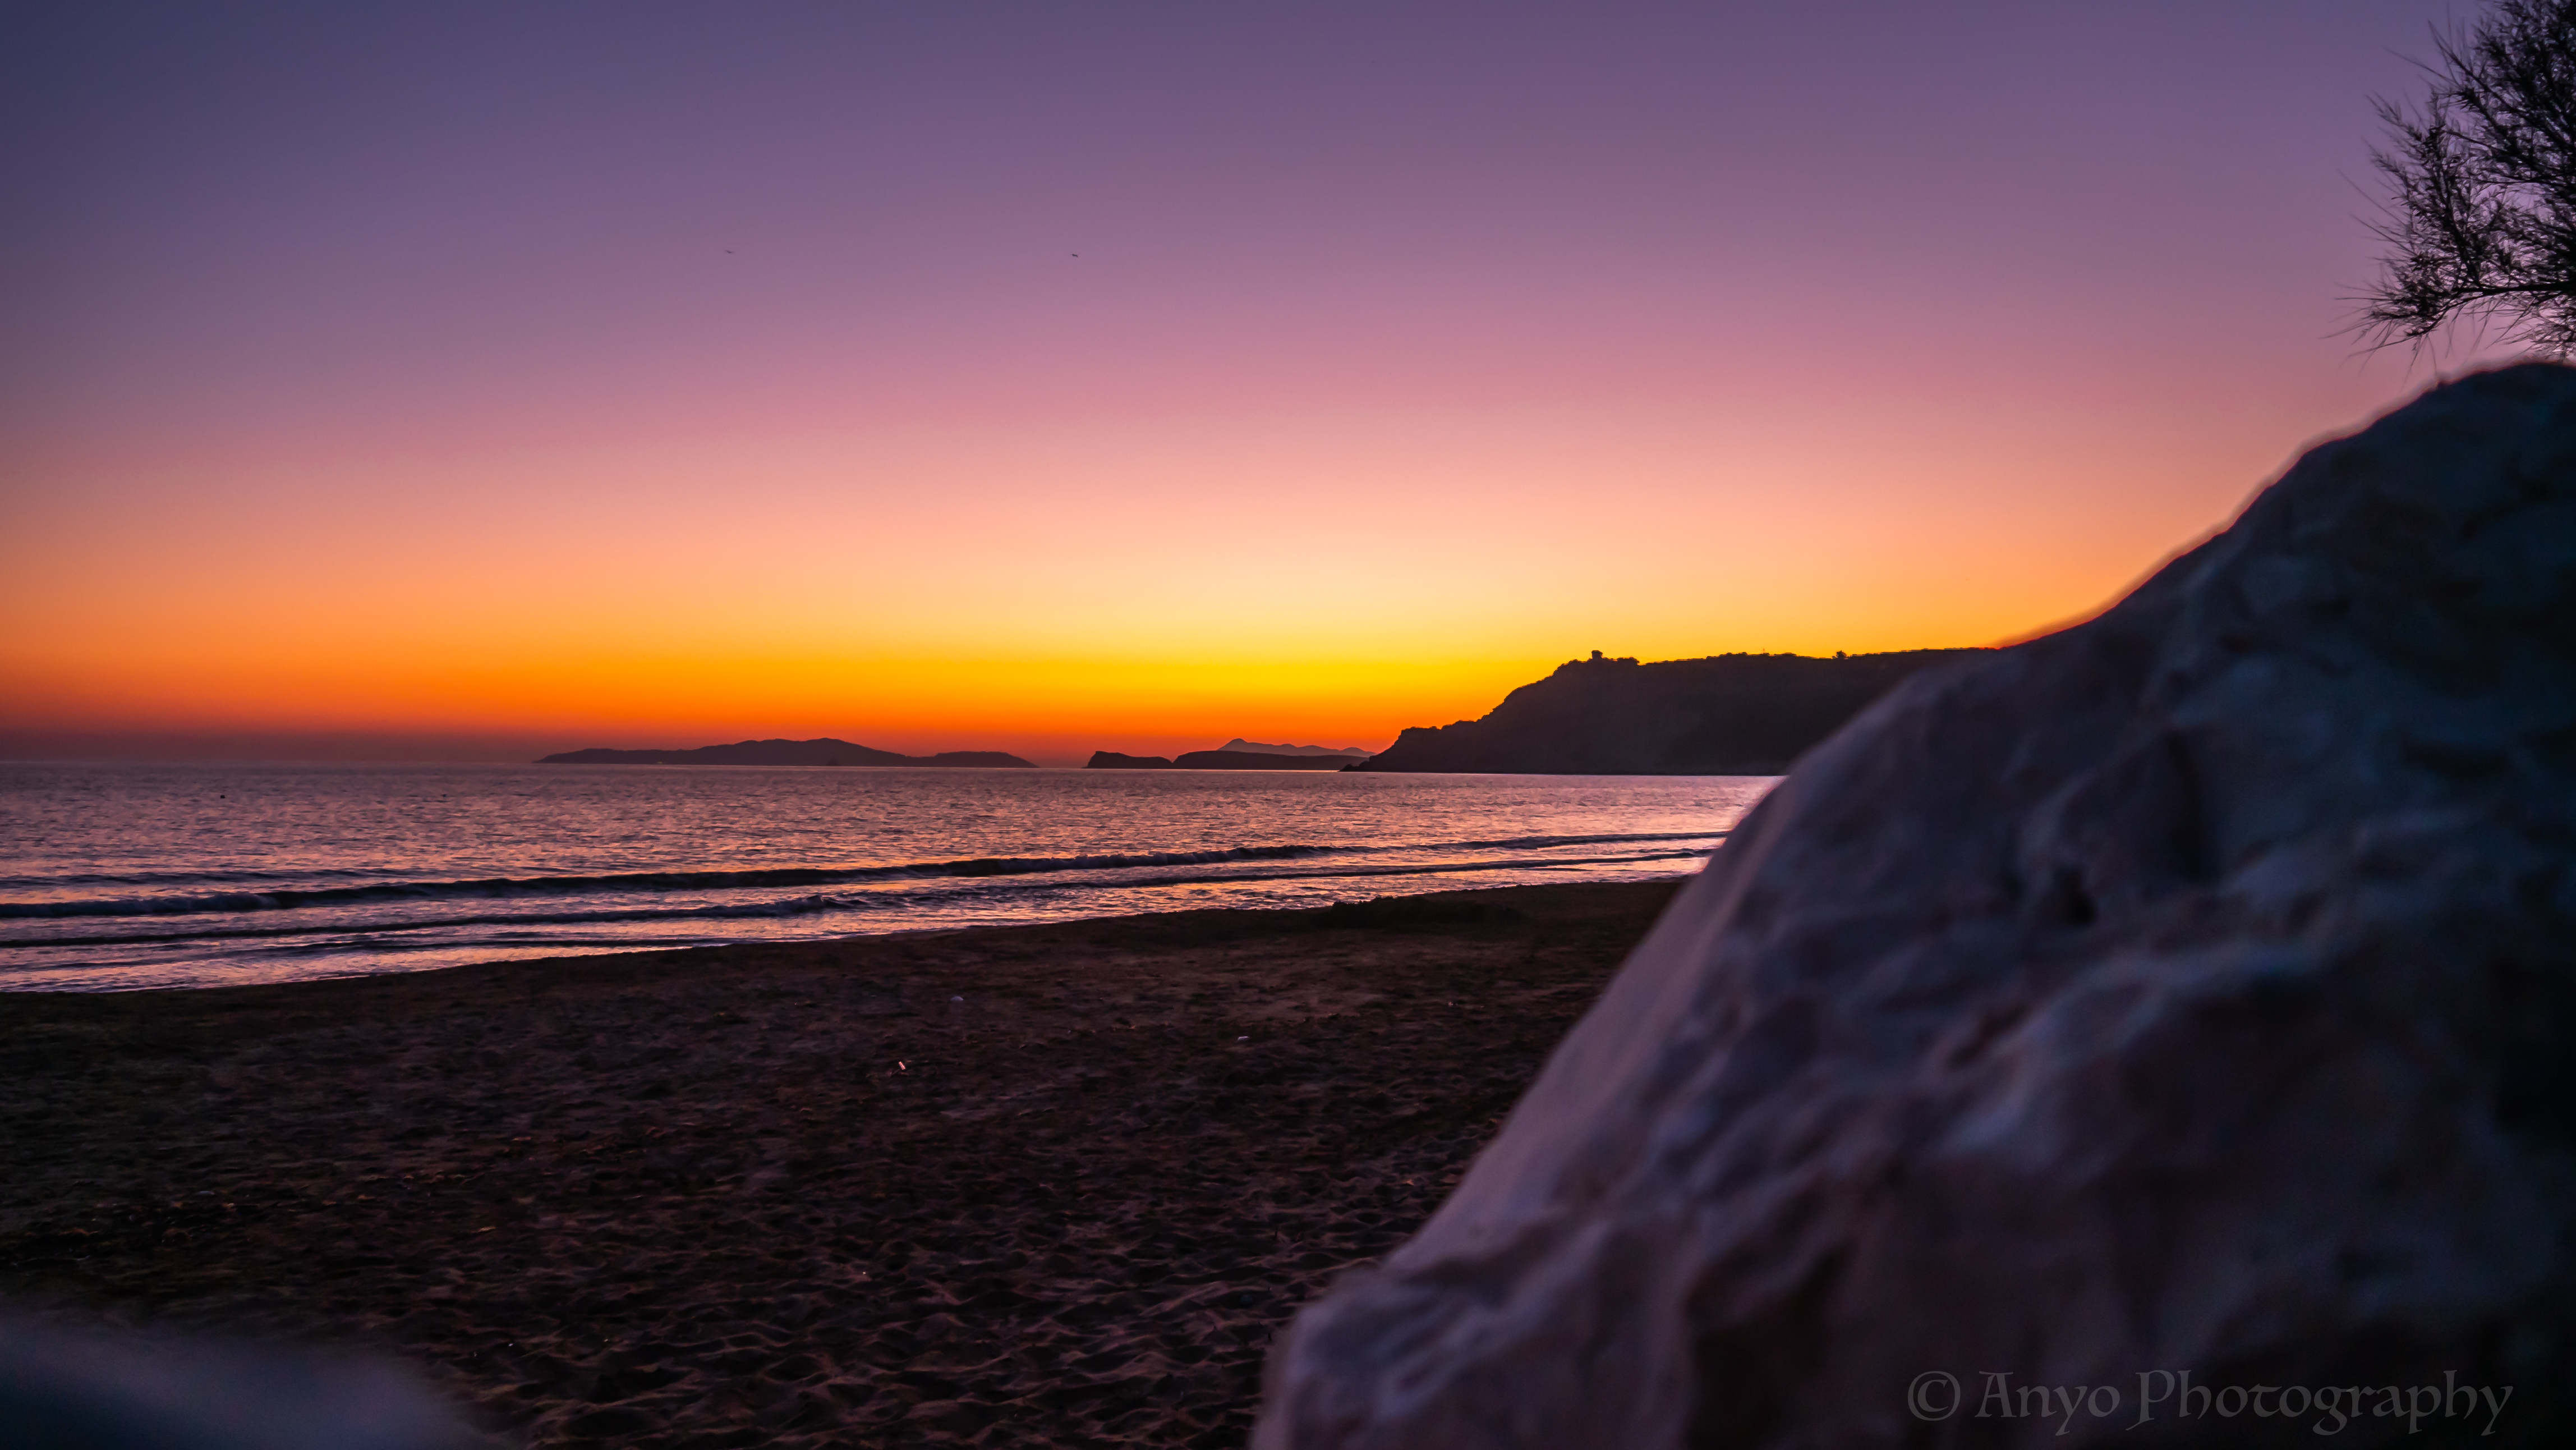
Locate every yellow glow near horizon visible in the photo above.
<box><xmin>0</xmin><ymin>383</ymin><xmax>2365</xmax><ymax>763</ymax></box>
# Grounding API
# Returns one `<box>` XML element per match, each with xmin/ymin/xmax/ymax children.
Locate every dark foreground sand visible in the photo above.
<box><xmin>0</xmin><ymin>879</ymin><xmax>1679</xmax><ymax>1448</ymax></box>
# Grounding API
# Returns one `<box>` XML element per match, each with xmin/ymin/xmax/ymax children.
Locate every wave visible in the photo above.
<box><xmin>0</xmin><ymin>830</ymin><xmax>1724</xmax><ymax>922</ymax></box>
<box><xmin>11</xmin><ymin>892</ymin><xmax>908</xmax><ymax>950</ymax></box>
<box><xmin>0</xmin><ymin>845</ymin><xmax>1331</xmax><ymax>919</ymax></box>
<box><xmin>7</xmin><ymin>847</ymin><xmax>1718</xmax><ymax>952</ymax></box>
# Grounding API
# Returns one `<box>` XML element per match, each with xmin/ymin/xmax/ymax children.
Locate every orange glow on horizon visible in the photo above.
<box><xmin>0</xmin><ymin>386</ymin><xmax>2391</xmax><ymax>765</ymax></box>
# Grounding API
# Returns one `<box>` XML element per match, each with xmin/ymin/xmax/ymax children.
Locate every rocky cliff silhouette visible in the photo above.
<box><xmin>1349</xmin><ymin>649</ymin><xmax>1986</xmax><ymax>776</ymax></box>
<box><xmin>538</xmin><ymin>738</ymin><xmax>1035</xmax><ymax>768</ymax></box>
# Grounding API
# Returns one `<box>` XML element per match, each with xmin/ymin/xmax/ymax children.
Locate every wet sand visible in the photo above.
<box><xmin>0</xmin><ymin>879</ymin><xmax>1680</xmax><ymax>1447</ymax></box>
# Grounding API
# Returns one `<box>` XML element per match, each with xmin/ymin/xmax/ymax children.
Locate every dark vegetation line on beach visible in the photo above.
<box><xmin>0</xmin><ymin>880</ymin><xmax>1680</xmax><ymax>1448</ymax></box>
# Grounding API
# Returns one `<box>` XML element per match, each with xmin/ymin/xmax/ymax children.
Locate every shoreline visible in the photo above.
<box><xmin>1</xmin><ymin>878</ymin><xmax>1682</xmax><ymax>1447</ymax></box>
<box><xmin>2</xmin><ymin>865</ymin><xmax>1708</xmax><ymax>995</ymax></box>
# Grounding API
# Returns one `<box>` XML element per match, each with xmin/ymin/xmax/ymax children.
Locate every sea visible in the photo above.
<box><xmin>0</xmin><ymin>763</ymin><xmax>1774</xmax><ymax>993</ymax></box>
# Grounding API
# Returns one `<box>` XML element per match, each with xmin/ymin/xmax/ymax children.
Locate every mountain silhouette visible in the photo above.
<box><xmin>1082</xmin><ymin>749</ymin><xmax>1355</xmax><ymax>770</ymax></box>
<box><xmin>538</xmin><ymin>738</ymin><xmax>1036</xmax><ymax>768</ymax></box>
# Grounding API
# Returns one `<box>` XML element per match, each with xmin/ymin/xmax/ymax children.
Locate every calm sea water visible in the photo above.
<box><xmin>0</xmin><ymin>763</ymin><xmax>1772</xmax><ymax>992</ymax></box>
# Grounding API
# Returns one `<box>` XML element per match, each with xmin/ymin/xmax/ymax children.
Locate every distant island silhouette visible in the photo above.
<box><xmin>1176</xmin><ymin>750</ymin><xmax>1349</xmax><ymax>770</ymax></box>
<box><xmin>1350</xmin><ymin>649</ymin><xmax>1989</xmax><ymax>775</ymax></box>
<box><xmin>539</xmin><ymin>738</ymin><xmax>1036</xmax><ymax>768</ymax></box>
<box><xmin>1083</xmin><ymin>749</ymin><xmax>1354</xmax><ymax>770</ymax></box>
<box><xmin>1217</xmin><ymin>738</ymin><xmax>1373</xmax><ymax>759</ymax></box>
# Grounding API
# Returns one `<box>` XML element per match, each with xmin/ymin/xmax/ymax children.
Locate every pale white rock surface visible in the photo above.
<box><xmin>1255</xmin><ymin>365</ymin><xmax>2576</xmax><ymax>1449</ymax></box>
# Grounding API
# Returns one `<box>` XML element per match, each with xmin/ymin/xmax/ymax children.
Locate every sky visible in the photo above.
<box><xmin>0</xmin><ymin>1</ymin><xmax>2521</xmax><ymax>765</ymax></box>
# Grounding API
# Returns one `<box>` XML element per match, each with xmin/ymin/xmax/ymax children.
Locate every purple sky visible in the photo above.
<box><xmin>0</xmin><ymin>2</ymin><xmax>2520</xmax><ymax>761</ymax></box>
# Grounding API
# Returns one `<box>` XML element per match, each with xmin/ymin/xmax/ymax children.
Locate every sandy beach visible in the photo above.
<box><xmin>0</xmin><ymin>879</ymin><xmax>1678</xmax><ymax>1447</ymax></box>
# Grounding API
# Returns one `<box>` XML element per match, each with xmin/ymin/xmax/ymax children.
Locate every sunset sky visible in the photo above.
<box><xmin>0</xmin><ymin>1</ymin><xmax>2519</xmax><ymax>765</ymax></box>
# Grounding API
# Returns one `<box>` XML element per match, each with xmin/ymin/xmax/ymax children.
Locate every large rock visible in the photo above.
<box><xmin>1256</xmin><ymin>365</ymin><xmax>2576</xmax><ymax>1448</ymax></box>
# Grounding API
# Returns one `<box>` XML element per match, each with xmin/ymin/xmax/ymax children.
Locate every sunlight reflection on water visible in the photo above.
<box><xmin>0</xmin><ymin>763</ymin><xmax>1774</xmax><ymax>990</ymax></box>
